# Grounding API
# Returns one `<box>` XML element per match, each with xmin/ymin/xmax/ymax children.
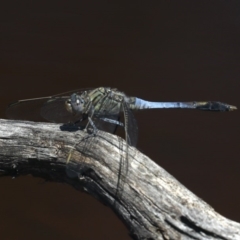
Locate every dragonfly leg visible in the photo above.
<box><xmin>86</xmin><ymin>116</ymin><xmax>98</xmax><ymax>134</ymax></box>
<box><xmin>99</xmin><ymin>117</ymin><xmax>124</xmax><ymax>127</ymax></box>
<box><xmin>84</xmin><ymin>107</ymin><xmax>99</xmax><ymax>134</ymax></box>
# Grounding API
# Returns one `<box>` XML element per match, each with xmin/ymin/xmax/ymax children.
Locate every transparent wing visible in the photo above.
<box><xmin>41</xmin><ymin>88</ymin><xmax>97</xmax><ymax>123</ymax></box>
<box><xmin>114</xmin><ymin>101</ymin><xmax>138</xmax><ymax>203</ymax></box>
<box><xmin>123</xmin><ymin>102</ymin><xmax>138</xmax><ymax>147</ymax></box>
<box><xmin>66</xmin><ymin>91</ymin><xmax>124</xmax><ymax>178</ymax></box>
<box><xmin>6</xmin><ymin>96</ymin><xmax>78</xmax><ymax>123</ymax></box>
<box><xmin>59</xmin><ymin>87</ymin><xmax>137</xmax><ymax>197</ymax></box>
<box><xmin>41</xmin><ymin>97</ymin><xmax>81</xmax><ymax>123</ymax></box>
<box><xmin>6</xmin><ymin>88</ymin><xmax>93</xmax><ymax>122</ymax></box>
<box><xmin>92</xmin><ymin>97</ymin><xmax>138</xmax><ymax>144</ymax></box>
<box><xmin>6</xmin><ymin>97</ymin><xmax>53</xmax><ymax>122</ymax></box>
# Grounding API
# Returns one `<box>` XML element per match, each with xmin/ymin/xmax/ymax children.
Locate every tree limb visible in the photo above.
<box><xmin>0</xmin><ymin>119</ymin><xmax>239</xmax><ymax>240</ymax></box>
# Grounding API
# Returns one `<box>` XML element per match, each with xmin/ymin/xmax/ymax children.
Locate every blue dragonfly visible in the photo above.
<box><xmin>6</xmin><ymin>87</ymin><xmax>237</xmax><ymax>199</ymax></box>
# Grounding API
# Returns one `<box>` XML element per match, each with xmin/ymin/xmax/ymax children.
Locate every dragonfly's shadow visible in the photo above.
<box><xmin>59</xmin><ymin>123</ymin><xmax>85</xmax><ymax>132</ymax></box>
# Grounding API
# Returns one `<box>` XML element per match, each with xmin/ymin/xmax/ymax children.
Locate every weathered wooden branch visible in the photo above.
<box><xmin>0</xmin><ymin>119</ymin><xmax>239</xmax><ymax>239</ymax></box>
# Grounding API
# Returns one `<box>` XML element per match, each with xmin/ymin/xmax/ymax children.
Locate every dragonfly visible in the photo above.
<box><xmin>6</xmin><ymin>87</ymin><xmax>237</xmax><ymax>199</ymax></box>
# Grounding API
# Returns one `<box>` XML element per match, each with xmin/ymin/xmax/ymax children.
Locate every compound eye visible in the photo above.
<box><xmin>76</xmin><ymin>99</ymin><xmax>80</xmax><ymax>105</ymax></box>
<box><xmin>65</xmin><ymin>99</ymin><xmax>73</xmax><ymax>113</ymax></box>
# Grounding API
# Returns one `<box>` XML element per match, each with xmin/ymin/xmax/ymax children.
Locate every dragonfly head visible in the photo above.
<box><xmin>65</xmin><ymin>93</ymin><xmax>85</xmax><ymax>113</ymax></box>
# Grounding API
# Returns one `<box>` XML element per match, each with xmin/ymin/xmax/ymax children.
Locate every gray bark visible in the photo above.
<box><xmin>0</xmin><ymin>119</ymin><xmax>239</xmax><ymax>240</ymax></box>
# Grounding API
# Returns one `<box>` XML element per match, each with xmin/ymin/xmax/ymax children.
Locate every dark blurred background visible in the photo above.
<box><xmin>0</xmin><ymin>1</ymin><xmax>240</xmax><ymax>239</ymax></box>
